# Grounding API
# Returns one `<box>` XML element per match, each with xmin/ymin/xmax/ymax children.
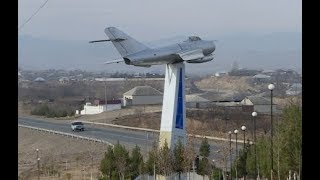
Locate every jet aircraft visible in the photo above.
<box><xmin>90</xmin><ymin>27</ymin><xmax>216</xmax><ymax>67</ymax></box>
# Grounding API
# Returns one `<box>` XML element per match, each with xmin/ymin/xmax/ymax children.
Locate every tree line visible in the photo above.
<box><xmin>31</xmin><ymin>104</ymin><xmax>75</xmax><ymax>118</ymax></box>
<box><xmin>99</xmin><ymin>138</ymin><xmax>222</xmax><ymax>180</ymax></box>
<box><xmin>232</xmin><ymin>102</ymin><xmax>301</xmax><ymax>179</ymax></box>
<box><xmin>99</xmin><ymin>102</ymin><xmax>301</xmax><ymax>180</ymax></box>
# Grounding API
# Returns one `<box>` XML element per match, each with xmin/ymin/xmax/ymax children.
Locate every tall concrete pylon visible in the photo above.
<box><xmin>159</xmin><ymin>62</ymin><xmax>186</xmax><ymax>148</ymax></box>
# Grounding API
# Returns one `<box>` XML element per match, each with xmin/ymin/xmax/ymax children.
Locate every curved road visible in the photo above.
<box><xmin>18</xmin><ymin>117</ymin><xmax>237</xmax><ymax>168</ymax></box>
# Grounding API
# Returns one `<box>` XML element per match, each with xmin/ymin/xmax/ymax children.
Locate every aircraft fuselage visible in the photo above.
<box><xmin>91</xmin><ymin>27</ymin><xmax>216</xmax><ymax>67</ymax></box>
<box><xmin>124</xmin><ymin>40</ymin><xmax>215</xmax><ymax>66</ymax></box>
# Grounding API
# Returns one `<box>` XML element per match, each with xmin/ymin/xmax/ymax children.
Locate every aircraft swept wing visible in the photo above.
<box><xmin>103</xmin><ymin>59</ymin><xmax>123</xmax><ymax>64</ymax></box>
<box><xmin>103</xmin><ymin>59</ymin><xmax>151</xmax><ymax>67</ymax></box>
<box><xmin>176</xmin><ymin>49</ymin><xmax>204</xmax><ymax>61</ymax></box>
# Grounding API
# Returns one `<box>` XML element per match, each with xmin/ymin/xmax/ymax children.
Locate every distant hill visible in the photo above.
<box><xmin>18</xmin><ymin>32</ymin><xmax>301</xmax><ymax>75</ymax></box>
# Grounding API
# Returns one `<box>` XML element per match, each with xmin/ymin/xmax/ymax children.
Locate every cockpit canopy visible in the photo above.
<box><xmin>187</xmin><ymin>36</ymin><xmax>202</xmax><ymax>41</ymax></box>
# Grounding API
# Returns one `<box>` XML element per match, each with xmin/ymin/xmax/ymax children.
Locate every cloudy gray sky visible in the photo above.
<box><xmin>18</xmin><ymin>0</ymin><xmax>301</xmax><ymax>41</ymax></box>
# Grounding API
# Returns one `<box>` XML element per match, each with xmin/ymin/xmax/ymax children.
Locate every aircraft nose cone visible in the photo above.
<box><xmin>210</xmin><ymin>41</ymin><xmax>216</xmax><ymax>53</ymax></box>
<box><xmin>203</xmin><ymin>41</ymin><xmax>216</xmax><ymax>55</ymax></box>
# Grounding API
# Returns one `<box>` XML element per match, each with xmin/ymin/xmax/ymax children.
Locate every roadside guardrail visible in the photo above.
<box><xmin>18</xmin><ymin>124</ymin><xmax>114</xmax><ymax>147</ymax></box>
<box><xmin>18</xmin><ymin>116</ymin><xmax>243</xmax><ymax>143</ymax></box>
<box><xmin>81</xmin><ymin>121</ymin><xmax>243</xmax><ymax>143</ymax></box>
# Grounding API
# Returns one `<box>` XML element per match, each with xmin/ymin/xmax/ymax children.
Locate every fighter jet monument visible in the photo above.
<box><xmin>90</xmin><ymin>27</ymin><xmax>216</xmax><ymax>148</ymax></box>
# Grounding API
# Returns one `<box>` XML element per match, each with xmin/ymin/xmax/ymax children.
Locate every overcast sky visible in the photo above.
<box><xmin>18</xmin><ymin>0</ymin><xmax>301</xmax><ymax>41</ymax></box>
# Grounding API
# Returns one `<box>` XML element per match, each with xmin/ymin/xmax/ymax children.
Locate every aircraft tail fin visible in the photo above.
<box><xmin>104</xmin><ymin>27</ymin><xmax>150</xmax><ymax>57</ymax></box>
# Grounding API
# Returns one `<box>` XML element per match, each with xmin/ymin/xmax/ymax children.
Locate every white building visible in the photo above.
<box><xmin>80</xmin><ymin>102</ymin><xmax>105</xmax><ymax>115</ymax></box>
<box><xmin>79</xmin><ymin>100</ymin><xmax>121</xmax><ymax>115</ymax></box>
<box><xmin>123</xmin><ymin>86</ymin><xmax>163</xmax><ymax>106</ymax></box>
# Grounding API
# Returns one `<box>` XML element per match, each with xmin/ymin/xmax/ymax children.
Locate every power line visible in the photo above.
<box><xmin>18</xmin><ymin>0</ymin><xmax>50</xmax><ymax>31</ymax></box>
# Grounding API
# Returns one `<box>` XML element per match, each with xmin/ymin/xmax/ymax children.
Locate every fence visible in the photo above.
<box><xmin>18</xmin><ymin>124</ymin><xmax>114</xmax><ymax>147</ymax></box>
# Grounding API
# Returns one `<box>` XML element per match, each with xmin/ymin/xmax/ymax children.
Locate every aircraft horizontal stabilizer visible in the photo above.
<box><xmin>89</xmin><ymin>39</ymin><xmax>111</xmax><ymax>43</ymax></box>
<box><xmin>176</xmin><ymin>49</ymin><xmax>204</xmax><ymax>61</ymax></box>
<box><xmin>89</xmin><ymin>38</ymin><xmax>126</xmax><ymax>43</ymax></box>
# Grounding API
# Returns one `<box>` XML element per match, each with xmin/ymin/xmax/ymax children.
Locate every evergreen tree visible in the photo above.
<box><xmin>113</xmin><ymin>142</ymin><xmax>130</xmax><ymax>180</ymax></box>
<box><xmin>236</xmin><ymin>149</ymin><xmax>248</xmax><ymax>178</ymax></box>
<box><xmin>173</xmin><ymin>139</ymin><xmax>185</xmax><ymax>179</ymax></box>
<box><xmin>130</xmin><ymin>145</ymin><xmax>144</xmax><ymax>179</ymax></box>
<box><xmin>243</xmin><ymin>102</ymin><xmax>302</xmax><ymax>179</ymax></box>
<box><xmin>275</xmin><ymin>102</ymin><xmax>302</xmax><ymax>178</ymax></box>
<box><xmin>198</xmin><ymin>157</ymin><xmax>212</xmax><ymax>177</ymax></box>
<box><xmin>197</xmin><ymin>138</ymin><xmax>211</xmax><ymax>177</ymax></box>
<box><xmin>157</xmin><ymin>140</ymin><xmax>173</xmax><ymax>176</ymax></box>
<box><xmin>146</xmin><ymin>143</ymin><xmax>158</xmax><ymax>175</ymax></box>
<box><xmin>100</xmin><ymin>145</ymin><xmax>115</xmax><ymax>179</ymax></box>
<box><xmin>199</xmin><ymin>138</ymin><xmax>210</xmax><ymax>158</ymax></box>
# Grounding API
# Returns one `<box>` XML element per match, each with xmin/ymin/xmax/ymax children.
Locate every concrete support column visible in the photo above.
<box><xmin>159</xmin><ymin>62</ymin><xmax>186</xmax><ymax>148</ymax></box>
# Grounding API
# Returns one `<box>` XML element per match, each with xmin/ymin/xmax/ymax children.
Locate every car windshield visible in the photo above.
<box><xmin>72</xmin><ymin>122</ymin><xmax>83</xmax><ymax>125</ymax></box>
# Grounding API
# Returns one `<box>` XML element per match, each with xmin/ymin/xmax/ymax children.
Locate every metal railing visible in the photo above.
<box><xmin>81</xmin><ymin>121</ymin><xmax>241</xmax><ymax>143</ymax></box>
<box><xmin>18</xmin><ymin>124</ymin><xmax>114</xmax><ymax>147</ymax></box>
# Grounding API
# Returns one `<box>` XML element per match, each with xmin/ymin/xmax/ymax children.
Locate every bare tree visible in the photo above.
<box><xmin>183</xmin><ymin>136</ymin><xmax>197</xmax><ymax>179</ymax></box>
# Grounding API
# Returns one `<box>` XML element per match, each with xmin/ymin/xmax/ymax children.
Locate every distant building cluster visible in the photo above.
<box><xmin>19</xmin><ymin>68</ymin><xmax>301</xmax><ymax>115</ymax></box>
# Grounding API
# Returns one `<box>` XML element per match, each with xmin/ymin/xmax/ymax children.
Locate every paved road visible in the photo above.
<box><xmin>18</xmin><ymin>117</ymin><xmax>238</xmax><ymax>168</ymax></box>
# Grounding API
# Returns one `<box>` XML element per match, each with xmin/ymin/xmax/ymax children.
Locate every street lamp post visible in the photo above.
<box><xmin>153</xmin><ymin>144</ymin><xmax>156</xmax><ymax>180</ymax></box>
<box><xmin>241</xmin><ymin>126</ymin><xmax>246</xmax><ymax>179</ymax></box>
<box><xmin>91</xmin><ymin>156</ymin><xmax>93</xmax><ymax>180</ymax></box>
<box><xmin>36</xmin><ymin>149</ymin><xmax>40</xmax><ymax>180</ymax></box>
<box><xmin>228</xmin><ymin>131</ymin><xmax>232</xmax><ymax>179</ymax></box>
<box><xmin>104</xmin><ymin>81</ymin><xmax>107</xmax><ymax>123</ymax></box>
<box><xmin>241</xmin><ymin>126</ymin><xmax>246</xmax><ymax>149</ymax></box>
<box><xmin>234</xmin><ymin>129</ymin><xmax>239</xmax><ymax>180</ymax></box>
<box><xmin>268</xmin><ymin>83</ymin><xmax>275</xmax><ymax>180</ymax></box>
<box><xmin>37</xmin><ymin>157</ymin><xmax>40</xmax><ymax>180</ymax></box>
<box><xmin>154</xmin><ymin>160</ymin><xmax>156</xmax><ymax>180</ymax></box>
<box><xmin>252</xmin><ymin>112</ymin><xmax>258</xmax><ymax>179</ymax></box>
<box><xmin>212</xmin><ymin>159</ymin><xmax>221</xmax><ymax>180</ymax></box>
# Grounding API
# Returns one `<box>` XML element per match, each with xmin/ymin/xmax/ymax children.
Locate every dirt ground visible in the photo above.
<box><xmin>18</xmin><ymin>127</ymin><xmax>110</xmax><ymax>180</ymax></box>
<box><xmin>17</xmin><ymin>104</ymin><xmax>161</xmax><ymax>180</ymax></box>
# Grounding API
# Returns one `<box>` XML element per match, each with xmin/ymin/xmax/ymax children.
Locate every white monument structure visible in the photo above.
<box><xmin>159</xmin><ymin>63</ymin><xmax>186</xmax><ymax>148</ymax></box>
